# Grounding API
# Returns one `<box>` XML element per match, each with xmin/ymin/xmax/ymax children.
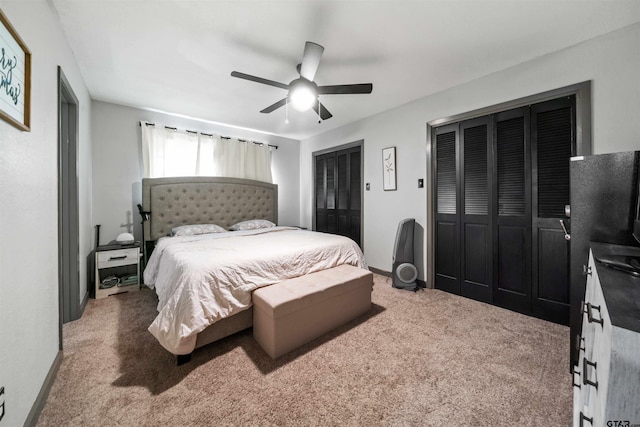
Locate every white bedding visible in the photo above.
<box><xmin>143</xmin><ymin>226</ymin><xmax>367</xmax><ymax>354</ymax></box>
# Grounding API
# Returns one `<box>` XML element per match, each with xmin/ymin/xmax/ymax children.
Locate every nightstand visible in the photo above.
<box><xmin>95</xmin><ymin>243</ymin><xmax>141</xmax><ymax>299</ymax></box>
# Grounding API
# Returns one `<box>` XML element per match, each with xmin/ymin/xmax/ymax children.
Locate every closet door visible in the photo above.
<box><xmin>434</xmin><ymin>124</ymin><xmax>460</xmax><ymax>294</ymax></box>
<box><xmin>460</xmin><ymin>117</ymin><xmax>493</xmax><ymax>303</ymax></box>
<box><xmin>531</xmin><ymin>97</ymin><xmax>574</xmax><ymax>324</ymax></box>
<box><xmin>433</xmin><ymin>96</ymin><xmax>575</xmax><ymax>324</ymax></box>
<box><xmin>315</xmin><ymin>153</ymin><xmax>336</xmax><ymax>234</ymax></box>
<box><xmin>347</xmin><ymin>148</ymin><xmax>362</xmax><ymax>245</ymax></box>
<box><xmin>314</xmin><ymin>146</ymin><xmax>362</xmax><ymax>246</ymax></box>
<box><xmin>492</xmin><ymin>107</ymin><xmax>532</xmax><ymax>315</ymax></box>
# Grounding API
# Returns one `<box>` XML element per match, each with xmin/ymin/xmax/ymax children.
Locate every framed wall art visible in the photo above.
<box><xmin>0</xmin><ymin>8</ymin><xmax>31</xmax><ymax>131</ymax></box>
<box><xmin>382</xmin><ymin>146</ymin><xmax>396</xmax><ymax>191</ymax></box>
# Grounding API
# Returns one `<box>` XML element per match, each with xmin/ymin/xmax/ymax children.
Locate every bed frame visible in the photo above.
<box><xmin>141</xmin><ymin>176</ymin><xmax>278</xmax><ymax>362</ymax></box>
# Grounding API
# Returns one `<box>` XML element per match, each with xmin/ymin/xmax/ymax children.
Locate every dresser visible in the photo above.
<box><xmin>573</xmin><ymin>242</ymin><xmax>640</xmax><ymax>426</ymax></box>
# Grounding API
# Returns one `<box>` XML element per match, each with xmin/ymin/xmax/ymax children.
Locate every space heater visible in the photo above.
<box><xmin>392</xmin><ymin>218</ymin><xmax>418</xmax><ymax>291</ymax></box>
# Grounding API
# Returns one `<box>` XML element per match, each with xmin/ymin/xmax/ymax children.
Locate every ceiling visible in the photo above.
<box><xmin>51</xmin><ymin>0</ymin><xmax>640</xmax><ymax>140</ymax></box>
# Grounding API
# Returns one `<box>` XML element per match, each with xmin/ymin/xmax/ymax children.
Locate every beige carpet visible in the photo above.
<box><xmin>37</xmin><ymin>274</ymin><xmax>571</xmax><ymax>426</ymax></box>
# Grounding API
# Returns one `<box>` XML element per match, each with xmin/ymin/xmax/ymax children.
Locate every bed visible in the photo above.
<box><xmin>141</xmin><ymin>176</ymin><xmax>367</xmax><ymax>358</ymax></box>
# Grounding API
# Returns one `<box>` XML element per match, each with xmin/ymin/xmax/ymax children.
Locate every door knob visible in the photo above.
<box><xmin>559</xmin><ymin>219</ymin><xmax>571</xmax><ymax>241</ymax></box>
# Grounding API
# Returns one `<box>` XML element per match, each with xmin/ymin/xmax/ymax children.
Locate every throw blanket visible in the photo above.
<box><xmin>144</xmin><ymin>227</ymin><xmax>366</xmax><ymax>354</ymax></box>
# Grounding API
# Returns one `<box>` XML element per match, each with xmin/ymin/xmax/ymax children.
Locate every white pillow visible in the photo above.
<box><xmin>229</xmin><ymin>219</ymin><xmax>276</xmax><ymax>231</ymax></box>
<box><xmin>171</xmin><ymin>224</ymin><xmax>227</xmax><ymax>236</ymax></box>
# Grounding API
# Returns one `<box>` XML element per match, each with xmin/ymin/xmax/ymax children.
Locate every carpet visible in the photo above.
<box><xmin>37</xmin><ymin>274</ymin><xmax>571</xmax><ymax>426</ymax></box>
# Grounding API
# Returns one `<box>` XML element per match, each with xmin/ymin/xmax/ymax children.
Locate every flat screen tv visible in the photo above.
<box><xmin>594</xmin><ymin>152</ymin><xmax>640</xmax><ymax>276</ymax></box>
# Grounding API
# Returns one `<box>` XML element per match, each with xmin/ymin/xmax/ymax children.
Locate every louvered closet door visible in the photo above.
<box><xmin>434</xmin><ymin>124</ymin><xmax>460</xmax><ymax>294</ymax></box>
<box><xmin>492</xmin><ymin>107</ymin><xmax>532</xmax><ymax>315</ymax></box>
<box><xmin>347</xmin><ymin>148</ymin><xmax>361</xmax><ymax>245</ymax></box>
<box><xmin>531</xmin><ymin>97</ymin><xmax>574</xmax><ymax>324</ymax></box>
<box><xmin>315</xmin><ymin>146</ymin><xmax>362</xmax><ymax>246</ymax></box>
<box><xmin>315</xmin><ymin>153</ymin><xmax>337</xmax><ymax>234</ymax></box>
<box><xmin>460</xmin><ymin>117</ymin><xmax>493</xmax><ymax>303</ymax></box>
<box><xmin>336</xmin><ymin>148</ymin><xmax>362</xmax><ymax>245</ymax></box>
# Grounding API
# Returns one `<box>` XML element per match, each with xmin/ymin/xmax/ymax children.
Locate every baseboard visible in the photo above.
<box><xmin>24</xmin><ymin>350</ymin><xmax>62</xmax><ymax>427</ymax></box>
<box><xmin>368</xmin><ymin>266</ymin><xmax>391</xmax><ymax>277</ymax></box>
<box><xmin>79</xmin><ymin>289</ymin><xmax>89</xmax><ymax>317</ymax></box>
<box><xmin>368</xmin><ymin>266</ymin><xmax>427</xmax><ymax>289</ymax></box>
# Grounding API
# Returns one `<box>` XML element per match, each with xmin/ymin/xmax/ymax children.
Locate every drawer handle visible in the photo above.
<box><xmin>109</xmin><ymin>255</ymin><xmax>128</xmax><ymax>261</ymax></box>
<box><xmin>582</xmin><ymin>358</ymin><xmax>598</xmax><ymax>390</ymax></box>
<box><xmin>585</xmin><ymin>303</ymin><xmax>603</xmax><ymax>326</ymax></box>
<box><xmin>574</xmin><ymin>334</ymin><xmax>585</xmax><ymax>353</ymax></box>
<box><xmin>572</xmin><ymin>365</ymin><xmax>581</xmax><ymax>388</ymax></box>
<box><xmin>579</xmin><ymin>412</ymin><xmax>593</xmax><ymax>426</ymax></box>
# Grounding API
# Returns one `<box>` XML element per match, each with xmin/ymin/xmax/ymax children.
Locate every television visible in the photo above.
<box><xmin>586</xmin><ymin>152</ymin><xmax>640</xmax><ymax>276</ymax></box>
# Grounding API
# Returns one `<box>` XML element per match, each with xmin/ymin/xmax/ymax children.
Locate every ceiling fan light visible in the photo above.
<box><xmin>289</xmin><ymin>85</ymin><xmax>316</xmax><ymax>112</ymax></box>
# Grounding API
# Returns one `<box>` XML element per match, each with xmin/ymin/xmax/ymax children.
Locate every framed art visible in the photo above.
<box><xmin>382</xmin><ymin>146</ymin><xmax>396</xmax><ymax>191</ymax></box>
<box><xmin>0</xmin><ymin>8</ymin><xmax>31</xmax><ymax>131</ymax></box>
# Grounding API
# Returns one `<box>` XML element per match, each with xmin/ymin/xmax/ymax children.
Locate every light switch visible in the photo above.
<box><xmin>366</xmin><ymin>183</ymin><xmax>370</xmax><ymax>191</ymax></box>
<box><xmin>418</xmin><ymin>179</ymin><xmax>424</xmax><ymax>188</ymax></box>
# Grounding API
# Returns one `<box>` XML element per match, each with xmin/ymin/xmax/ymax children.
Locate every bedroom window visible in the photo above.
<box><xmin>140</xmin><ymin>121</ymin><xmax>273</xmax><ymax>183</ymax></box>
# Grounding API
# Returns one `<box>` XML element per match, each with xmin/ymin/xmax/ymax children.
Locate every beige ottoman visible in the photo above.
<box><xmin>252</xmin><ymin>265</ymin><xmax>373</xmax><ymax>359</ymax></box>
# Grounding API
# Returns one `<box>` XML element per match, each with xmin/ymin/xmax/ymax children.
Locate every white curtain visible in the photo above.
<box><xmin>140</xmin><ymin>121</ymin><xmax>273</xmax><ymax>183</ymax></box>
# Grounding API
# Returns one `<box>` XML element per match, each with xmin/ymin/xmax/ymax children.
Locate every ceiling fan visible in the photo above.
<box><xmin>231</xmin><ymin>41</ymin><xmax>373</xmax><ymax>121</ymax></box>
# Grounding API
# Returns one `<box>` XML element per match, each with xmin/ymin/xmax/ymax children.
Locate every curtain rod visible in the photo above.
<box><xmin>139</xmin><ymin>121</ymin><xmax>278</xmax><ymax>149</ymax></box>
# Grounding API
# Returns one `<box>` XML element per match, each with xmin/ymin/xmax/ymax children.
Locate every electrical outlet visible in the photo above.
<box><xmin>0</xmin><ymin>386</ymin><xmax>5</xmax><ymax>421</ymax></box>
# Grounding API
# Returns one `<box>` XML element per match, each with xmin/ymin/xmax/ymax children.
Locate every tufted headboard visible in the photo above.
<box><xmin>141</xmin><ymin>177</ymin><xmax>278</xmax><ymax>242</ymax></box>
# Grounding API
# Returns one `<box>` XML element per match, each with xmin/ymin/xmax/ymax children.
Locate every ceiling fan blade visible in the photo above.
<box><xmin>317</xmin><ymin>83</ymin><xmax>373</xmax><ymax>95</ymax></box>
<box><xmin>299</xmin><ymin>42</ymin><xmax>324</xmax><ymax>81</ymax></box>
<box><xmin>260</xmin><ymin>98</ymin><xmax>288</xmax><ymax>114</ymax></box>
<box><xmin>312</xmin><ymin>101</ymin><xmax>333</xmax><ymax>120</ymax></box>
<box><xmin>231</xmin><ymin>71</ymin><xmax>289</xmax><ymax>90</ymax></box>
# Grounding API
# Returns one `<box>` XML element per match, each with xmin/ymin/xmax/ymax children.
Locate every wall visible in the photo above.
<box><xmin>0</xmin><ymin>0</ymin><xmax>92</xmax><ymax>425</ymax></box>
<box><xmin>91</xmin><ymin>101</ymin><xmax>301</xmax><ymax>244</ymax></box>
<box><xmin>300</xmin><ymin>23</ymin><xmax>640</xmax><ymax>280</ymax></box>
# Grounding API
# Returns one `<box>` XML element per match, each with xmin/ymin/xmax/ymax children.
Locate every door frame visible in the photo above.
<box><xmin>57</xmin><ymin>66</ymin><xmax>81</xmax><ymax>347</ymax></box>
<box><xmin>425</xmin><ymin>81</ymin><xmax>592</xmax><ymax>288</ymax></box>
<box><xmin>312</xmin><ymin>139</ymin><xmax>364</xmax><ymax>248</ymax></box>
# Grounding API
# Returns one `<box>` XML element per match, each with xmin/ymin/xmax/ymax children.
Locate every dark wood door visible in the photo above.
<box><xmin>434</xmin><ymin>124</ymin><xmax>460</xmax><ymax>294</ymax></box>
<box><xmin>433</xmin><ymin>96</ymin><xmax>575</xmax><ymax>325</ymax></box>
<box><xmin>531</xmin><ymin>97</ymin><xmax>574</xmax><ymax>324</ymax></box>
<box><xmin>435</xmin><ymin>118</ymin><xmax>494</xmax><ymax>303</ymax></box>
<box><xmin>315</xmin><ymin>145</ymin><xmax>362</xmax><ymax>246</ymax></box>
<box><xmin>460</xmin><ymin>116</ymin><xmax>493</xmax><ymax>303</ymax></box>
<box><xmin>492</xmin><ymin>107</ymin><xmax>533</xmax><ymax>315</ymax></box>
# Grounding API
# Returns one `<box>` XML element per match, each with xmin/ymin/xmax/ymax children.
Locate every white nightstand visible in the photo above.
<box><xmin>95</xmin><ymin>243</ymin><xmax>141</xmax><ymax>299</ymax></box>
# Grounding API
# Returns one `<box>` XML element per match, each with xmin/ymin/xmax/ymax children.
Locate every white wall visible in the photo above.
<box><xmin>0</xmin><ymin>0</ymin><xmax>92</xmax><ymax>424</ymax></box>
<box><xmin>300</xmin><ymin>23</ymin><xmax>640</xmax><ymax>279</ymax></box>
<box><xmin>91</xmin><ymin>101</ymin><xmax>301</xmax><ymax>244</ymax></box>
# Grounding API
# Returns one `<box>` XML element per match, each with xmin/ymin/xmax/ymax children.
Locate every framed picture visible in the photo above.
<box><xmin>382</xmin><ymin>146</ymin><xmax>396</xmax><ymax>191</ymax></box>
<box><xmin>0</xmin><ymin>9</ymin><xmax>31</xmax><ymax>131</ymax></box>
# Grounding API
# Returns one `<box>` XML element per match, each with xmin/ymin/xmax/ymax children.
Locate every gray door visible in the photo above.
<box><xmin>58</xmin><ymin>67</ymin><xmax>81</xmax><ymax>330</ymax></box>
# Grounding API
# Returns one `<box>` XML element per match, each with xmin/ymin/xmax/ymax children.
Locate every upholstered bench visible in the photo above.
<box><xmin>252</xmin><ymin>264</ymin><xmax>374</xmax><ymax>359</ymax></box>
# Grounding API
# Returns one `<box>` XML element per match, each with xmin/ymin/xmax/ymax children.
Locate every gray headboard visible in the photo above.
<box><xmin>142</xmin><ymin>177</ymin><xmax>278</xmax><ymax>241</ymax></box>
